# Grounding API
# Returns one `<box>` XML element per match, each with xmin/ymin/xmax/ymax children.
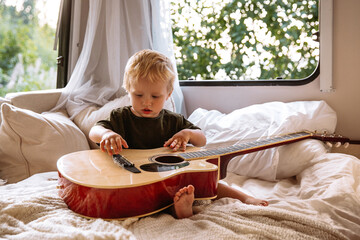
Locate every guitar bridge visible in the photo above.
<box><xmin>113</xmin><ymin>154</ymin><xmax>134</xmax><ymax>167</ymax></box>
<box><xmin>112</xmin><ymin>154</ymin><xmax>141</xmax><ymax>173</ymax></box>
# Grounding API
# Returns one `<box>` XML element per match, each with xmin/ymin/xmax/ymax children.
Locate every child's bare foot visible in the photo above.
<box><xmin>173</xmin><ymin>185</ymin><xmax>195</xmax><ymax>219</ymax></box>
<box><xmin>244</xmin><ymin>196</ymin><xmax>269</xmax><ymax>206</ymax></box>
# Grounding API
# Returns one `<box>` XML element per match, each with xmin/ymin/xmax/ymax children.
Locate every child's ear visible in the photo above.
<box><xmin>166</xmin><ymin>90</ymin><xmax>173</xmax><ymax>100</ymax></box>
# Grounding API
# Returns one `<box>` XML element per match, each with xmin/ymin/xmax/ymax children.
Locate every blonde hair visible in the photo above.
<box><xmin>123</xmin><ymin>49</ymin><xmax>175</xmax><ymax>93</ymax></box>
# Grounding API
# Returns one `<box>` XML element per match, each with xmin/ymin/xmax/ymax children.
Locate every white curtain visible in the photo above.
<box><xmin>53</xmin><ymin>0</ymin><xmax>186</xmax><ymax>118</ymax></box>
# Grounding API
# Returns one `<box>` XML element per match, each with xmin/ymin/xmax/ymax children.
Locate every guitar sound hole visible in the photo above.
<box><xmin>153</xmin><ymin>155</ymin><xmax>184</xmax><ymax>165</ymax></box>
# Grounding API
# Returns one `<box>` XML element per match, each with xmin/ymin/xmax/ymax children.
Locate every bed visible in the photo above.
<box><xmin>0</xmin><ymin>95</ymin><xmax>359</xmax><ymax>240</ymax></box>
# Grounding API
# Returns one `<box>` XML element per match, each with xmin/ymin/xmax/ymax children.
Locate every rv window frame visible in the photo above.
<box><xmin>175</xmin><ymin>0</ymin><xmax>320</xmax><ymax>88</ymax></box>
<box><xmin>179</xmin><ymin>65</ymin><xmax>319</xmax><ymax>87</ymax></box>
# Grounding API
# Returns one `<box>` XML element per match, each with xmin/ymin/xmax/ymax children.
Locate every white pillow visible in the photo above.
<box><xmin>188</xmin><ymin>101</ymin><xmax>337</xmax><ymax>181</ymax></box>
<box><xmin>0</xmin><ymin>97</ymin><xmax>11</xmax><ymax>124</ymax></box>
<box><xmin>276</xmin><ymin>139</ymin><xmax>328</xmax><ymax>179</ymax></box>
<box><xmin>0</xmin><ymin>103</ymin><xmax>90</xmax><ymax>183</ymax></box>
<box><xmin>74</xmin><ymin>94</ymin><xmax>175</xmax><ymax>149</ymax></box>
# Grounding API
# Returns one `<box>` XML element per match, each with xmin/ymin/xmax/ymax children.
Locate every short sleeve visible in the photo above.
<box><xmin>95</xmin><ymin>108</ymin><xmax>127</xmax><ymax>138</ymax></box>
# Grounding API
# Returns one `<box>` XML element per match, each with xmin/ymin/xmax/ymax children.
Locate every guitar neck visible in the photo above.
<box><xmin>179</xmin><ymin>131</ymin><xmax>313</xmax><ymax>160</ymax></box>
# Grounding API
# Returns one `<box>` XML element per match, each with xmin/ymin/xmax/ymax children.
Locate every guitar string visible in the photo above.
<box><xmin>179</xmin><ymin>132</ymin><xmax>309</xmax><ymax>160</ymax></box>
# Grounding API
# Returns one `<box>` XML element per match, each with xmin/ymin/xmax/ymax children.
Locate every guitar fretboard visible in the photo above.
<box><xmin>179</xmin><ymin>132</ymin><xmax>311</xmax><ymax>160</ymax></box>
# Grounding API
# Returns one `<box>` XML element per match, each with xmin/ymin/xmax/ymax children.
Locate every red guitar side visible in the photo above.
<box><xmin>57</xmin><ymin>131</ymin><xmax>349</xmax><ymax>219</ymax></box>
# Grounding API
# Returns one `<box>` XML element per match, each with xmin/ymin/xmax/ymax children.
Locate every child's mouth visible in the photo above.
<box><xmin>142</xmin><ymin>108</ymin><xmax>152</xmax><ymax>114</ymax></box>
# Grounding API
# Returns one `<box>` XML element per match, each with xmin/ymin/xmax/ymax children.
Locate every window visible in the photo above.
<box><xmin>170</xmin><ymin>0</ymin><xmax>319</xmax><ymax>86</ymax></box>
<box><xmin>0</xmin><ymin>0</ymin><xmax>61</xmax><ymax>96</ymax></box>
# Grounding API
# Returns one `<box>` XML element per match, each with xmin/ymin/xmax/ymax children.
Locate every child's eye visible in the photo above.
<box><xmin>136</xmin><ymin>94</ymin><xmax>142</xmax><ymax>97</ymax></box>
<box><xmin>152</xmin><ymin>95</ymin><xmax>160</xmax><ymax>99</ymax></box>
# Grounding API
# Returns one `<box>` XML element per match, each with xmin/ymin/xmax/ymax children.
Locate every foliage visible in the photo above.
<box><xmin>0</xmin><ymin>0</ymin><xmax>57</xmax><ymax>96</ymax></box>
<box><xmin>170</xmin><ymin>0</ymin><xmax>319</xmax><ymax>81</ymax></box>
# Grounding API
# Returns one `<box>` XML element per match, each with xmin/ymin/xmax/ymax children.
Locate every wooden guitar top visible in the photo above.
<box><xmin>57</xmin><ymin>147</ymin><xmax>218</xmax><ymax>189</ymax></box>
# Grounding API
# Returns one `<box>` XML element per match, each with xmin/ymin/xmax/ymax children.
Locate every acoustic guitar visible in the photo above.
<box><xmin>57</xmin><ymin>131</ymin><xmax>349</xmax><ymax>219</ymax></box>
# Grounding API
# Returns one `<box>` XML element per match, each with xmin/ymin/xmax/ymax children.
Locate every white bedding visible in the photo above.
<box><xmin>1</xmin><ymin>152</ymin><xmax>359</xmax><ymax>239</ymax></box>
<box><xmin>1</xmin><ymin>100</ymin><xmax>360</xmax><ymax>239</ymax></box>
<box><xmin>188</xmin><ymin>100</ymin><xmax>337</xmax><ymax>181</ymax></box>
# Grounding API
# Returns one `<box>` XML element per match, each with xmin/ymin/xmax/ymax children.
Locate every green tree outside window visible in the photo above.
<box><xmin>0</xmin><ymin>0</ymin><xmax>59</xmax><ymax>97</ymax></box>
<box><xmin>171</xmin><ymin>0</ymin><xmax>319</xmax><ymax>81</ymax></box>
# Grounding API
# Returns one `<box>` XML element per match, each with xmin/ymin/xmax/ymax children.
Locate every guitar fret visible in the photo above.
<box><xmin>230</xmin><ymin>145</ymin><xmax>244</xmax><ymax>152</ymax></box>
<box><xmin>225</xmin><ymin>146</ymin><xmax>239</xmax><ymax>152</ymax></box>
<box><xmin>214</xmin><ymin>149</ymin><xmax>228</xmax><ymax>154</ymax></box>
<box><xmin>205</xmin><ymin>150</ymin><xmax>218</xmax><ymax>155</ymax></box>
<box><xmin>224</xmin><ymin>146</ymin><xmax>237</xmax><ymax>152</ymax></box>
<box><xmin>194</xmin><ymin>152</ymin><xmax>209</xmax><ymax>158</ymax></box>
<box><xmin>242</xmin><ymin>143</ymin><xmax>254</xmax><ymax>148</ymax></box>
<box><xmin>185</xmin><ymin>152</ymin><xmax>199</xmax><ymax>158</ymax></box>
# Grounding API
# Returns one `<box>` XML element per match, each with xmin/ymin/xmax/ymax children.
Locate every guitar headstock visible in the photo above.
<box><xmin>311</xmin><ymin>131</ymin><xmax>350</xmax><ymax>148</ymax></box>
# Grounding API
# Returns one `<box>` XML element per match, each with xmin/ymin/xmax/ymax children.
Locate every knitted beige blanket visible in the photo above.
<box><xmin>0</xmin><ymin>172</ymin><xmax>346</xmax><ymax>240</ymax></box>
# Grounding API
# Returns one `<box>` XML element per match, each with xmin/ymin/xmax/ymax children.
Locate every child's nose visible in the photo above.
<box><xmin>143</xmin><ymin>97</ymin><xmax>152</xmax><ymax>106</ymax></box>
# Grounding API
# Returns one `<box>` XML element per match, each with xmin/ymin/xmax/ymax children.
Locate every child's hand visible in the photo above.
<box><xmin>164</xmin><ymin>129</ymin><xmax>191</xmax><ymax>151</ymax></box>
<box><xmin>100</xmin><ymin>131</ymin><xmax>129</xmax><ymax>155</ymax></box>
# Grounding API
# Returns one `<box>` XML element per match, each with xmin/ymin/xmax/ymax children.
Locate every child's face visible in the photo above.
<box><xmin>129</xmin><ymin>78</ymin><xmax>172</xmax><ymax>118</ymax></box>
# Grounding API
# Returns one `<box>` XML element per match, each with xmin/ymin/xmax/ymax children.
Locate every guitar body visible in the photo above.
<box><xmin>57</xmin><ymin>148</ymin><xmax>219</xmax><ymax>219</ymax></box>
<box><xmin>57</xmin><ymin>131</ymin><xmax>349</xmax><ymax>219</ymax></box>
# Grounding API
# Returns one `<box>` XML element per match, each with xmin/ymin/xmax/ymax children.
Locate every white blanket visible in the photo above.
<box><xmin>188</xmin><ymin>101</ymin><xmax>337</xmax><ymax>181</ymax></box>
<box><xmin>1</xmin><ymin>101</ymin><xmax>359</xmax><ymax>239</ymax></box>
<box><xmin>1</xmin><ymin>153</ymin><xmax>359</xmax><ymax>239</ymax></box>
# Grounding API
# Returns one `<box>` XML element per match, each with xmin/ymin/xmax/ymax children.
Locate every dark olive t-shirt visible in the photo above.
<box><xmin>96</xmin><ymin>106</ymin><xmax>200</xmax><ymax>149</ymax></box>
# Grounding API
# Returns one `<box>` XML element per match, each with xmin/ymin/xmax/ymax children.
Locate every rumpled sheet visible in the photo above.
<box><xmin>188</xmin><ymin>101</ymin><xmax>337</xmax><ymax>181</ymax></box>
<box><xmin>1</xmin><ymin>153</ymin><xmax>359</xmax><ymax>240</ymax></box>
